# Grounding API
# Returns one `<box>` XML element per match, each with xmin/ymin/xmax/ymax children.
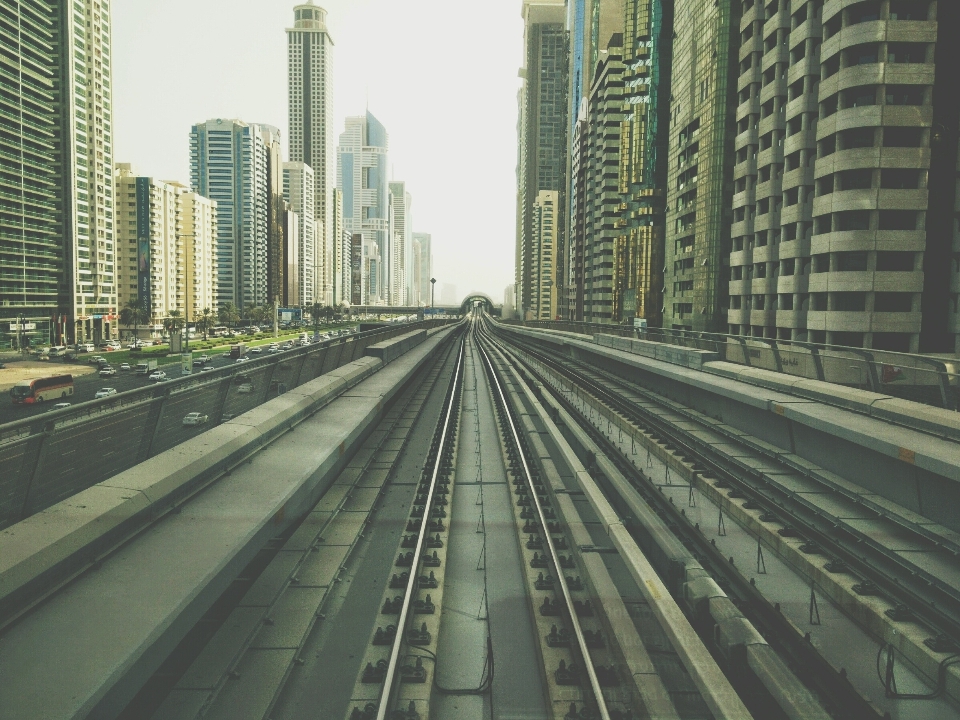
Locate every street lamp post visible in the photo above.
<box><xmin>430</xmin><ymin>278</ymin><xmax>436</xmax><ymax>314</ymax></box>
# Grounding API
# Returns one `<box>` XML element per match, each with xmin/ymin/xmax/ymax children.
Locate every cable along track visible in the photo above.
<box><xmin>362</xmin><ymin>340</ymin><xmax>465</xmax><ymax>720</ymax></box>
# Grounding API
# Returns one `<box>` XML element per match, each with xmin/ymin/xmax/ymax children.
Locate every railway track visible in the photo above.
<box><xmin>485</xmin><ymin>316</ymin><xmax>960</xmax><ymax>716</ymax></box>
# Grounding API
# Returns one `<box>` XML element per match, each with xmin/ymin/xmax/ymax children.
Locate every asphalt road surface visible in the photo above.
<box><xmin>0</xmin><ymin>353</ymin><xmax>239</xmax><ymax>426</ymax></box>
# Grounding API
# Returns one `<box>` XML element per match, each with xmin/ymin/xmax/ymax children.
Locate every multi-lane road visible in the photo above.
<box><xmin>0</xmin><ymin>352</ymin><xmax>241</xmax><ymax>426</ymax></box>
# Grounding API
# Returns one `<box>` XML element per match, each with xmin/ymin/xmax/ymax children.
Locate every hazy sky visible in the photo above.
<box><xmin>112</xmin><ymin>1</ymin><xmax>524</xmax><ymax>305</ymax></box>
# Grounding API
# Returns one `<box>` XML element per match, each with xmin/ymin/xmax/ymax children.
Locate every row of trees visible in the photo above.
<box><xmin>118</xmin><ymin>300</ymin><xmax>352</xmax><ymax>343</ymax></box>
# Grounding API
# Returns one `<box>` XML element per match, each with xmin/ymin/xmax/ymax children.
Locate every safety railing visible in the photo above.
<box><xmin>508</xmin><ymin>320</ymin><xmax>960</xmax><ymax>411</ymax></box>
<box><xmin>0</xmin><ymin>319</ymin><xmax>454</xmax><ymax>530</ymax></box>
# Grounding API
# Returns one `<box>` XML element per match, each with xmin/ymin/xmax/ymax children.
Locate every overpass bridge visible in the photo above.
<box><xmin>1</xmin><ymin>317</ymin><xmax>959</xmax><ymax>720</ymax></box>
<box><xmin>349</xmin><ymin>292</ymin><xmax>501</xmax><ymax>318</ymax></box>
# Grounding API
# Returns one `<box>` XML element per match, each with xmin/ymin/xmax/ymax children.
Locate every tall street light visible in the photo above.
<box><xmin>430</xmin><ymin>278</ymin><xmax>436</xmax><ymax>314</ymax></box>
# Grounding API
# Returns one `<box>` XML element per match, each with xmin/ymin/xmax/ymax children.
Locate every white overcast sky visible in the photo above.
<box><xmin>112</xmin><ymin>0</ymin><xmax>524</xmax><ymax>306</ymax></box>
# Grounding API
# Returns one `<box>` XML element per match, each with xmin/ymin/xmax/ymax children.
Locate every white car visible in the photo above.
<box><xmin>53</xmin><ymin>402</ymin><xmax>72</xmax><ymax>409</ymax></box>
<box><xmin>250</xmin><ymin>347</ymin><xmax>263</xmax><ymax>354</ymax></box>
<box><xmin>94</xmin><ymin>388</ymin><xmax>117</xmax><ymax>399</ymax></box>
<box><xmin>200</xmin><ymin>365</ymin><xmax>215</xmax><ymax>372</ymax></box>
<box><xmin>120</xmin><ymin>363</ymin><xmax>131</xmax><ymax>371</ymax></box>
<box><xmin>196</xmin><ymin>355</ymin><xmax>210</xmax><ymax>363</ymax></box>
<box><xmin>99</xmin><ymin>366</ymin><xmax>117</xmax><ymax>377</ymax></box>
<box><xmin>235</xmin><ymin>357</ymin><xmax>249</xmax><ymax>363</ymax></box>
<box><xmin>148</xmin><ymin>370</ymin><xmax>167</xmax><ymax>382</ymax></box>
<box><xmin>182</xmin><ymin>412</ymin><xmax>209</xmax><ymax>426</ymax></box>
<box><xmin>237</xmin><ymin>383</ymin><xmax>254</xmax><ymax>394</ymax></box>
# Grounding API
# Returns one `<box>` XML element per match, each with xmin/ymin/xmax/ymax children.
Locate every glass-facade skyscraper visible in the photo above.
<box><xmin>190</xmin><ymin>119</ymin><xmax>270</xmax><ymax>309</ymax></box>
<box><xmin>337</xmin><ymin>112</ymin><xmax>389</xmax><ymax>304</ymax></box>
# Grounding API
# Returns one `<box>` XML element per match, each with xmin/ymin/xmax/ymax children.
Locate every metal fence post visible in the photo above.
<box><xmin>15</xmin><ymin>420</ymin><xmax>56</xmax><ymax>522</ymax></box>
<box><xmin>290</xmin><ymin>352</ymin><xmax>309</xmax><ymax>389</ymax></box>
<box><xmin>137</xmin><ymin>388</ymin><xmax>172</xmax><ymax>463</ymax></box>
<box><xmin>213</xmin><ymin>377</ymin><xmax>233</xmax><ymax>423</ymax></box>
<box><xmin>258</xmin><ymin>363</ymin><xmax>278</xmax><ymax>406</ymax></box>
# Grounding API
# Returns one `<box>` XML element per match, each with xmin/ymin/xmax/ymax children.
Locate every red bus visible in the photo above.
<box><xmin>10</xmin><ymin>375</ymin><xmax>74</xmax><ymax>405</ymax></box>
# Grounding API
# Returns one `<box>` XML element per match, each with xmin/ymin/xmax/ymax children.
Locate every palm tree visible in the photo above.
<box><xmin>119</xmin><ymin>299</ymin><xmax>147</xmax><ymax>341</ymax></box>
<box><xmin>219</xmin><ymin>302</ymin><xmax>240</xmax><ymax>326</ymax></box>
<box><xmin>197</xmin><ymin>307</ymin><xmax>213</xmax><ymax>340</ymax></box>
<box><xmin>163</xmin><ymin>309</ymin><xmax>184</xmax><ymax>334</ymax></box>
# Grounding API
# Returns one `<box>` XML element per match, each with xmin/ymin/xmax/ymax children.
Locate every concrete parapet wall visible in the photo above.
<box><xmin>594</xmin><ymin>333</ymin><xmax>720</xmax><ymax>370</ymax></box>
<box><xmin>501</xmin><ymin>323</ymin><xmax>960</xmax><ymax>533</ymax></box>
<box><xmin>0</xmin><ymin>357</ymin><xmax>383</xmax><ymax>625</ymax></box>
<box><xmin>703</xmin><ymin>360</ymin><xmax>960</xmax><ymax>442</ymax></box>
<box><xmin>364</xmin><ymin>329</ymin><xmax>427</xmax><ymax>364</ymax></box>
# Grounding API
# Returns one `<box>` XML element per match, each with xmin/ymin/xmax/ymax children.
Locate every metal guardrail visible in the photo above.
<box><xmin>511</xmin><ymin>320</ymin><xmax>960</xmax><ymax>411</ymax></box>
<box><xmin>0</xmin><ymin>320</ymin><xmax>454</xmax><ymax>531</ymax></box>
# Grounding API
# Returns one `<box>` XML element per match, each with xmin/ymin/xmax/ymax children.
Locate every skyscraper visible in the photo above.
<box><xmin>619</xmin><ymin>0</ymin><xmax>672</xmax><ymax>327</ymax></box>
<box><xmin>532</xmin><ymin>190</ymin><xmax>560</xmax><ymax>319</ymax></box>
<box><xmin>283</xmin><ymin>162</ymin><xmax>316</xmax><ymax>305</ymax></box>
<box><xmin>113</xmin><ymin>169</ymin><xmax>217</xmax><ymax>331</ymax></box>
<box><xmin>288</xmin><ymin>1</ymin><xmax>334</xmax><ymax>305</ymax></box>
<box><xmin>190</xmin><ymin>119</ymin><xmax>270</xmax><ymax>310</ymax></box>
<box><xmin>176</xmin><ymin>185</ymin><xmax>219</xmax><ymax>322</ymax></box>
<box><xmin>566</xmin><ymin>1</ymin><xmax>625</xmax><ymax>318</ymax></box>
<box><xmin>332</xmin><ymin>187</ymin><xmax>350</xmax><ymax>306</ymax></box>
<box><xmin>389</xmin><ymin>182</ymin><xmax>413</xmax><ymax>305</ymax></box>
<box><xmin>575</xmin><ymin>35</ymin><xmax>626</xmax><ymax>323</ymax></box>
<box><xmin>413</xmin><ymin>232</ymin><xmax>432</xmax><ymax>307</ymax></box>
<box><xmin>662</xmin><ymin>0</ymin><xmax>739</xmax><ymax>332</ymax></box>
<box><xmin>337</xmin><ymin>112</ymin><xmax>390</xmax><ymax>303</ymax></box>
<box><xmin>0</xmin><ymin>0</ymin><xmax>60</xmax><ymax>348</ymax></box>
<box><xmin>262</xmin><ymin>125</ymin><xmax>285</xmax><ymax>307</ymax></box>
<box><xmin>518</xmin><ymin>0</ymin><xmax>569</xmax><ymax>321</ymax></box>
<box><xmin>55</xmin><ymin>0</ymin><xmax>118</xmax><ymax>343</ymax></box>
<box><xmin>727</xmin><ymin>0</ymin><xmax>960</xmax><ymax>353</ymax></box>
<box><xmin>114</xmin><ymin>165</ymin><xmax>183</xmax><ymax>330</ymax></box>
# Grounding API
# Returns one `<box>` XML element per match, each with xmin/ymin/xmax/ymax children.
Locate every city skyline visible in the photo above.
<box><xmin>111</xmin><ymin>0</ymin><xmax>524</xmax><ymax>304</ymax></box>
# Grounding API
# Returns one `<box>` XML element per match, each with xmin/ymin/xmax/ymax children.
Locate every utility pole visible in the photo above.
<box><xmin>274</xmin><ymin>297</ymin><xmax>279</xmax><ymax>338</ymax></box>
<box><xmin>430</xmin><ymin>278</ymin><xmax>436</xmax><ymax>315</ymax></box>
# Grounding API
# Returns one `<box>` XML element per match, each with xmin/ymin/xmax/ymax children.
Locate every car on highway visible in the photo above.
<box><xmin>99</xmin><ymin>366</ymin><xmax>117</xmax><ymax>377</ymax></box>
<box><xmin>94</xmin><ymin>388</ymin><xmax>117</xmax><ymax>399</ymax></box>
<box><xmin>196</xmin><ymin>355</ymin><xmax>210</xmax><ymax>363</ymax></box>
<box><xmin>267</xmin><ymin>347</ymin><xmax>279</xmax><ymax>354</ymax></box>
<box><xmin>200</xmin><ymin>365</ymin><xmax>215</xmax><ymax>372</ymax></box>
<box><xmin>237</xmin><ymin>383</ymin><xmax>254</xmax><ymax>394</ymax></box>
<box><xmin>120</xmin><ymin>363</ymin><xmax>131</xmax><ymax>371</ymax></box>
<box><xmin>53</xmin><ymin>402</ymin><xmax>72</xmax><ymax>409</ymax></box>
<box><xmin>89</xmin><ymin>355</ymin><xmax>106</xmax><ymax>365</ymax></box>
<box><xmin>182</xmin><ymin>412</ymin><xmax>209</xmax><ymax>426</ymax></box>
<box><xmin>250</xmin><ymin>346</ymin><xmax>263</xmax><ymax>354</ymax></box>
<box><xmin>235</xmin><ymin>357</ymin><xmax>250</xmax><ymax>363</ymax></box>
<box><xmin>148</xmin><ymin>370</ymin><xmax>167</xmax><ymax>382</ymax></box>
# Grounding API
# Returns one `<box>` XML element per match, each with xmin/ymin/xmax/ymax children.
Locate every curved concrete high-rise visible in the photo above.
<box><xmin>728</xmin><ymin>0</ymin><xmax>959</xmax><ymax>353</ymax></box>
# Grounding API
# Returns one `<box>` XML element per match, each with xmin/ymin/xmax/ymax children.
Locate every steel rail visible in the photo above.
<box><xmin>496</xmin><ymin>322</ymin><xmax>960</xmax><ymax>654</ymax></box>
<box><xmin>375</xmin><ymin>336</ymin><xmax>465</xmax><ymax>720</ymax></box>
<box><xmin>475</xmin><ymin>328</ymin><xmax>612</xmax><ymax>720</ymax></box>
<box><xmin>487</xmin><ymin>320</ymin><xmax>883</xmax><ymax>720</ymax></box>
